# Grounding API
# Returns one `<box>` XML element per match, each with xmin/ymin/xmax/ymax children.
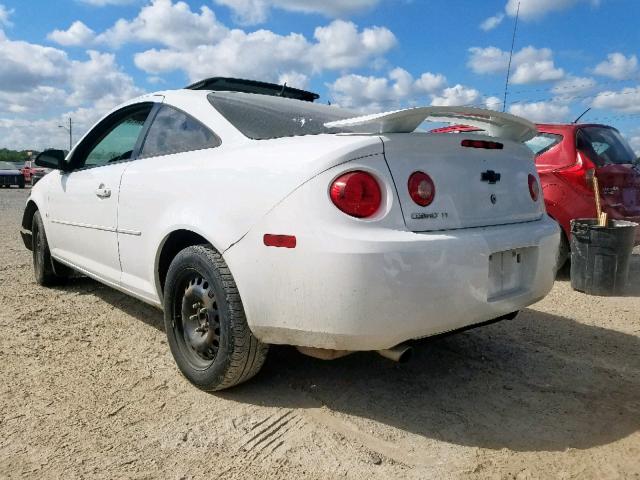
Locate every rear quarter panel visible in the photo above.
<box><xmin>116</xmin><ymin>134</ymin><xmax>383</xmax><ymax>304</ymax></box>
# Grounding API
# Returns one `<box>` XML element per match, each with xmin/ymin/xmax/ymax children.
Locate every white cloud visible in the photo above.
<box><xmin>593</xmin><ymin>53</ymin><xmax>638</xmax><ymax>80</ymax></box>
<box><xmin>0</xmin><ymin>29</ymin><xmax>143</xmax><ymax>150</ymax></box>
<box><xmin>484</xmin><ymin>96</ymin><xmax>503</xmax><ymax>110</ymax></box>
<box><xmin>213</xmin><ymin>0</ymin><xmax>382</xmax><ymax>25</ymax></box>
<box><xmin>310</xmin><ymin>20</ymin><xmax>396</xmax><ymax>70</ymax></box>
<box><xmin>0</xmin><ymin>30</ymin><xmax>69</xmax><ymax>92</ymax></box>
<box><xmin>467</xmin><ymin>46</ymin><xmax>509</xmax><ymax>74</ymax></box>
<box><xmin>509</xmin><ymin>101</ymin><xmax>571</xmax><ymax>122</ymax></box>
<box><xmin>505</xmin><ymin>0</ymin><xmax>601</xmax><ymax>21</ymax></box>
<box><xmin>327</xmin><ymin>68</ymin><xmax>446</xmax><ymax>110</ymax></box>
<box><xmin>551</xmin><ymin>75</ymin><xmax>597</xmax><ymax>102</ymax></box>
<box><xmin>96</xmin><ymin>0</ymin><xmax>227</xmax><ymax>49</ymax></box>
<box><xmin>431</xmin><ymin>84</ymin><xmax>481</xmax><ymax>107</ymax></box>
<box><xmin>67</xmin><ymin>50</ymin><xmax>142</xmax><ymax>108</ymax></box>
<box><xmin>468</xmin><ymin>45</ymin><xmax>564</xmax><ymax>84</ymax></box>
<box><xmin>277</xmin><ymin>71</ymin><xmax>309</xmax><ymax>90</ymax></box>
<box><xmin>0</xmin><ymin>4</ymin><xmax>13</xmax><ymax>26</ymax></box>
<box><xmin>48</xmin><ymin>21</ymin><xmax>96</xmax><ymax>46</ymax></box>
<box><xmin>480</xmin><ymin>13</ymin><xmax>504</xmax><ymax>31</ymax></box>
<box><xmin>592</xmin><ymin>86</ymin><xmax>640</xmax><ymax>113</ymax></box>
<box><xmin>134</xmin><ymin>18</ymin><xmax>396</xmax><ymax>83</ymax></box>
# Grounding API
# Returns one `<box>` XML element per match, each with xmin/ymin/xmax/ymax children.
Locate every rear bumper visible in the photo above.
<box><xmin>225</xmin><ymin>216</ymin><xmax>560</xmax><ymax>351</ymax></box>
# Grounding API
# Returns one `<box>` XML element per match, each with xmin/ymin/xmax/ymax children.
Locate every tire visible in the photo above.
<box><xmin>32</xmin><ymin>211</ymin><xmax>72</xmax><ymax>286</ymax></box>
<box><xmin>163</xmin><ymin>245</ymin><xmax>268</xmax><ymax>391</ymax></box>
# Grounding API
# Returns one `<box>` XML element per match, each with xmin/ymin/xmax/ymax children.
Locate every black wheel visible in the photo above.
<box><xmin>32</xmin><ymin>211</ymin><xmax>72</xmax><ymax>286</ymax></box>
<box><xmin>163</xmin><ymin>245</ymin><xmax>268</xmax><ymax>391</ymax></box>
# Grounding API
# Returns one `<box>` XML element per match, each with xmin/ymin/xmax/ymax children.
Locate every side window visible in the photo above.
<box><xmin>525</xmin><ymin>133</ymin><xmax>563</xmax><ymax>156</ymax></box>
<box><xmin>139</xmin><ymin>106</ymin><xmax>220</xmax><ymax>159</ymax></box>
<box><xmin>80</xmin><ymin>106</ymin><xmax>152</xmax><ymax>169</ymax></box>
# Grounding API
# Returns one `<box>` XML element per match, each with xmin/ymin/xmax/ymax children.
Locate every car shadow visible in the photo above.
<box><xmin>53</xmin><ymin>273</ymin><xmax>640</xmax><ymax>453</ymax></box>
<box><xmin>219</xmin><ymin>308</ymin><xmax>640</xmax><ymax>453</ymax></box>
<box><xmin>54</xmin><ymin>277</ymin><xmax>165</xmax><ymax>332</ymax></box>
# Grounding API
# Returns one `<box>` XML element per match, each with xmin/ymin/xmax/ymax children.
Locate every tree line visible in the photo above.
<box><xmin>0</xmin><ymin>149</ymin><xmax>40</xmax><ymax>163</ymax></box>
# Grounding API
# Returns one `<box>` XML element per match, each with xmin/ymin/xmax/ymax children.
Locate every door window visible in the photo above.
<box><xmin>139</xmin><ymin>106</ymin><xmax>220</xmax><ymax>159</ymax></box>
<box><xmin>72</xmin><ymin>104</ymin><xmax>153</xmax><ymax>170</ymax></box>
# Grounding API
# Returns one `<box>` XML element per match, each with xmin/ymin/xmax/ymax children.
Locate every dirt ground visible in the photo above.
<box><xmin>0</xmin><ymin>187</ymin><xmax>638</xmax><ymax>480</ymax></box>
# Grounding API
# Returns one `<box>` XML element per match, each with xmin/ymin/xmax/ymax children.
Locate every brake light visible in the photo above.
<box><xmin>528</xmin><ymin>174</ymin><xmax>539</xmax><ymax>202</ymax></box>
<box><xmin>461</xmin><ymin>139</ymin><xmax>504</xmax><ymax>150</ymax></box>
<box><xmin>330</xmin><ymin>171</ymin><xmax>382</xmax><ymax>218</ymax></box>
<box><xmin>408</xmin><ymin>171</ymin><xmax>436</xmax><ymax>206</ymax></box>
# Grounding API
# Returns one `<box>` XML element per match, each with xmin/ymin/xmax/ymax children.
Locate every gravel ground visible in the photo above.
<box><xmin>1</xmin><ymin>187</ymin><xmax>639</xmax><ymax>479</ymax></box>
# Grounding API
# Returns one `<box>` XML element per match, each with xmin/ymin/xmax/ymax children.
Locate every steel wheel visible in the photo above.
<box><xmin>163</xmin><ymin>245</ymin><xmax>268</xmax><ymax>391</ymax></box>
<box><xmin>172</xmin><ymin>270</ymin><xmax>221</xmax><ymax>370</ymax></box>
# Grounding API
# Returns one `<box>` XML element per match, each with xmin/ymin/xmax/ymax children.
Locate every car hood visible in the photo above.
<box><xmin>0</xmin><ymin>169</ymin><xmax>21</xmax><ymax>175</ymax></box>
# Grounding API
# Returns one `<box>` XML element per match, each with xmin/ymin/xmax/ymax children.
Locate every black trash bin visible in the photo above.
<box><xmin>570</xmin><ymin>218</ymin><xmax>638</xmax><ymax>296</ymax></box>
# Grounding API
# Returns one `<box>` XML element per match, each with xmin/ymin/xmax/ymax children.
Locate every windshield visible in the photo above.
<box><xmin>0</xmin><ymin>161</ymin><xmax>19</xmax><ymax>170</ymax></box>
<box><xmin>577</xmin><ymin>127</ymin><xmax>637</xmax><ymax>166</ymax></box>
<box><xmin>208</xmin><ymin>92</ymin><xmax>366</xmax><ymax>139</ymax></box>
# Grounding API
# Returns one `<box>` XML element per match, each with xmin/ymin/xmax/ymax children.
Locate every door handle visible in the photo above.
<box><xmin>95</xmin><ymin>184</ymin><xmax>111</xmax><ymax>198</ymax></box>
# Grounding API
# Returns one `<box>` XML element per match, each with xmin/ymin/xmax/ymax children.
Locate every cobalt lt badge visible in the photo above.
<box><xmin>490</xmin><ymin>194</ymin><xmax>497</xmax><ymax>204</ymax></box>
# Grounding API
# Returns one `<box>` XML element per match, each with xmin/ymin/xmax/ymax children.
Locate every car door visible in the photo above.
<box><xmin>46</xmin><ymin>103</ymin><xmax>155</xmax><ymax>285</ymax></box>
<box><xmin>117</xmin><ymin>104</ymin><xmax>221</xmax><ymax>302</ymax></box>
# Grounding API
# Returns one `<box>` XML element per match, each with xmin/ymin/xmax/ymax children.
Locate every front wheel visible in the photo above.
<box><xmin>163</xmin><ymin>245</ymin><xmax>268</xmax><ymax>391</ymax></box>
<box><xmin>32</xmin><ymin>211</ymin><xmax>72</xmax><ymax>285</ymax></box>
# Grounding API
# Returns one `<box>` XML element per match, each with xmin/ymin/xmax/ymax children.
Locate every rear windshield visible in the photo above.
<box><xmin>525</xmin><ymin>133</ymin><xmax>563</xmax><ymax>156</ymax></box>
<box><xmin>577</xmin><ymin>127</ymin><xmax>637</xmax><ymax>166</ymax></box>
<box><xmin>208</xmin><ymin>92</ymin><xmax>365</xmax><ymax>139</ymax></box>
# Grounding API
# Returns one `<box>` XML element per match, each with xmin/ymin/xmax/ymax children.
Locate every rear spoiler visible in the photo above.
<box><xmin>324</xmin><ymin>106</ymin><xmax>537</xmax><ymax>143</ymax></box>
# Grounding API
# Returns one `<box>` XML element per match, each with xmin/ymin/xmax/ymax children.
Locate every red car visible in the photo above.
<box><xmin>432</xmin><ymin>123</ymin><xmax>640</xmax><ymax>265</ymax></box>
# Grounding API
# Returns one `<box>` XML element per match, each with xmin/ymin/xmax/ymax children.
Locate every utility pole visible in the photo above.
<box><xmin>58</xmin><ymin>117</ymin><xmax>72</xmax><ymax>151</ymax></box>
<box><xmin>502</xmin><ymin>1</ymin><xmax>520</xmax><ymax>112</ymax></box>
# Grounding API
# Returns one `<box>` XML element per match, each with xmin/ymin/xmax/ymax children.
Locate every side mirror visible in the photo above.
<box><xmin>35</xmin><ymin>149</ymin><xmax>66</xmax><ymax>170</ymax></box>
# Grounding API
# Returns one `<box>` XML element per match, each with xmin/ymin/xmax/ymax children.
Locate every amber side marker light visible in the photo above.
<box><xmin>264</xmin><ymin>234</ymin><xmax>297</xmax><ymax>248</ymax></box>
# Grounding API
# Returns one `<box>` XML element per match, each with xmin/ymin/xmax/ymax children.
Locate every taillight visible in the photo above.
<box><xmin>330</xmin><ymin>171</ymin><xmax>382</xmax><ymax>218</ymax></box>
<box><xmin>528</xmin><ymin>174</ymin><xmax>539</xmax><ymax>202</ymax></box>
<box><xmin>408</xmin><ymin>171</ymin><xmax>436</xmax><ymax>206</ymax></box>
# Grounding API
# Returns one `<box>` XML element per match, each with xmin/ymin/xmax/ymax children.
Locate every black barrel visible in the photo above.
<box><xmin>570</xmin><ymin>219</ymin><xmax>638</xmax><ymax>296</ymax></box>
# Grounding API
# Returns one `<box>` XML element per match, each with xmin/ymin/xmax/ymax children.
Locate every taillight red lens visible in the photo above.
<box><xmin>528</xmin><ymin>174</ymin><xmax>539</xmax><ymax>202</ymax></box>
<box><xmin>330</xmin><ymin>171</ymin><xmax>382</xmax><ymax>218</ymax></box>
<box><xmin>408</xmin><ymin>171</ymin><xmax>435</xmax><ymax>207</ymax></box>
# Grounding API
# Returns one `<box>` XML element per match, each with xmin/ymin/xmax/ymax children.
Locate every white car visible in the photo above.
<box><xmin>23</xmin><ymin>78</ymin><xmax>560</xmax><ymax>391</ymax></box>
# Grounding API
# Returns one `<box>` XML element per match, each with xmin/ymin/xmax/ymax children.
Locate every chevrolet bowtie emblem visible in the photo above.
<box><xmin>481</xmin><ymin>170</ymin><xmax>501</xmax><ymax>184</ymax></box>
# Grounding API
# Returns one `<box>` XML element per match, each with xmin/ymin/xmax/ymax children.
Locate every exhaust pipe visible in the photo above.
<box><xmin>377</xmin><ymin>343</ymin><xmax>413</xmax><ymax>363</ymax></box>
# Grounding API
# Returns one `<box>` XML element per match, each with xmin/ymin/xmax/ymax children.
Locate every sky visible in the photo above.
<box><xmin>0</xmin><ymin>0</ymin><xmax>639</xmax><ymax>152</ymax></box>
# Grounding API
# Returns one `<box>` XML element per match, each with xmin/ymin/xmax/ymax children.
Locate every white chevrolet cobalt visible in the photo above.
<box><xmin>22</xmin><ymin>78</ymin><xmax>559</xmax><ymax>391</ymax></box>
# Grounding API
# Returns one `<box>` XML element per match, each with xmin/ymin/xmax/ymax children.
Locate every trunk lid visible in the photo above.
<box><xmin>381</xmin><ymin>133</ymin><xmax>544</xmax><ymax>232</ymax></box>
